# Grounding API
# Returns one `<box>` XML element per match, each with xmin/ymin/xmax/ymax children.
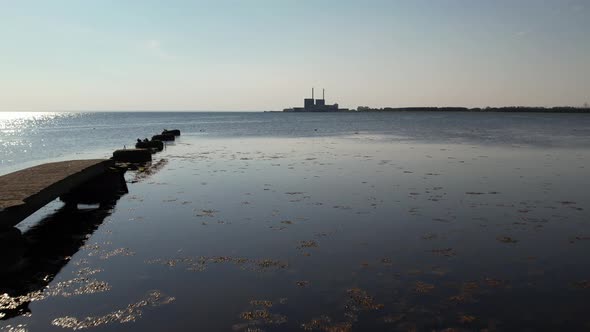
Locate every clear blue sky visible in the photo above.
<box><xmin>1</xmin><ymin>0</ymin><xmax>588</xmax><ymax>111</ymax></box>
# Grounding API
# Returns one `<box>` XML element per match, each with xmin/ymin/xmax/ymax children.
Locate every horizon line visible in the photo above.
<box><xmin>2</xmin><ymin>105</ymin><xmax>589</xmax><ymax>113</ymax></box>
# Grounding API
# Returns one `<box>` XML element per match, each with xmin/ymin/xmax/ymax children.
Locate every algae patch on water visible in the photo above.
<box><xmin>147</xmin><ymin>256</ymin><xmax>288</xmax><ymax>273</ymax></box>
<box><xmin>51</xmin><ymin>290</ymin><xmax>175</xmax><ymax>329</ymax></box>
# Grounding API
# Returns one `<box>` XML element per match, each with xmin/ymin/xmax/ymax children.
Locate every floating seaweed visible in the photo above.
<box><xmin>496</xmin><ymin>236</ymin><xmax>518</xmax><ymax>244</ymax></box>
<box><xmin>196</xmin><ymin>209</ymin><xmax>219</xmax><ymax>218</ymax></box>
<box><xmin>346</xmin><ymin>288</ymin><xmax>384</xmax><ymax>310</ymax></box>
<box><xmin>448</xmin><ymin>281</ymin><xmax>479</xmax><ymax>304</ymax></box>
<box><xmin>414</xmin><ymin>282</ymin><xmax>435</xmax><ymax>294</ymax></box>
<box><xmin>233</xmin><ymin>298</ymin><xmax>288</xmax><ymax>331</ymax></box>
<box><xmin>147</xmin><ymin>256</ymin><xmax>288</xmax><ymax>273</ymax></box>
<box><xmin>97</xmin><ymin>248</ymin><xmax>136</xmax><ymax>260</ymax></box>
<box><xmin>255</xmin><ymin>259</ymin><xmax>288</xmax><ymax>270</ymax></box>
<box><xmin>298</xmin><ymin>240</ymin><xmax>318</xmax><ymax>249</ymax></box>
<box><xmin>381</xmin><ymin>258</ymin><xmax>393</xmax><ymax>266</ymax></box>
<box><xmin>422</xmin><ymin>233</ymin><xmax>437</xmax><ymax>240</ymax></box>
<box><xmin>51</xmin><ymin>290</ymin><xmax>175</xmax><ymax>329</ymax></box>
<box><xmin>249</xmin><ymin>300</ymin><xmax>273</xmax><ymax>308</ymax></box>
<box><xmin>301</xmin><ymin>315</ymin><xmax>352</xmax><ymax>332</ymax></box>
<box><xmin>130</xmin><ymin>159</ymin><xmax>168</xmax><ymax>183</ymax></box>
<box><xmin>240</xmin><ymin>310</ymin><xmax>271</xmax><ymax>321</ymax></box>
<box><xmin>0</xmin><ymin>272</ymin><xmax>112</xmax><ymax>314</ymax></box>
<box><xmin>458</xmin><ymin>314</ymin><xmax>476</xmax><ymax>323</ymax></box>
<box><xmin>430</xmin><ymin>248</ymin><xmax>456</xmax><ymax>257</ymax></box>
<box><xmin>299</xmin><ymin>288</ymin><xmax>384</xmax><ymax>330</ymax></box>
<box><xmin>0</xmin><ymin>324</ymin><xmax>28</xmax><ymax>332</ymax></box>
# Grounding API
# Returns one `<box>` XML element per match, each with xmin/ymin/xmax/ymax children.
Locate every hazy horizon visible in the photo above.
<box><xmin>1</xmin><ymin>0</ymin><xmax>589</xmax><ymax>112</ymax></box>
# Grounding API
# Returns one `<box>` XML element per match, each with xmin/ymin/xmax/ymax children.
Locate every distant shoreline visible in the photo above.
<box><xmin>274</xmin><ymin>106</ymin><xmax>590</xmax><ymax>113</ymax></box>
<box><xmin>358</xmin><ymin>106</ymin><xmax>590</xmax><ymax>113</ymax></box>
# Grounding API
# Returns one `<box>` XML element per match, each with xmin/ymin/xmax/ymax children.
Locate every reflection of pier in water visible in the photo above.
<box><xmin>0</xmin><ymin>175</ymin><xmax>128</xmax><ymax>320</ymax></box>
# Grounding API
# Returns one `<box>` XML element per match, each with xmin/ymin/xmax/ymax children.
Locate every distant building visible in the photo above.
<box><xmin>283</xmin><ymin>88</ymin><xmax>349</xmax><ymax>112</ymax></box>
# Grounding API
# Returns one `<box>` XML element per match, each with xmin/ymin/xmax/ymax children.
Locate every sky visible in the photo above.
<box><xmin>0</xmin><ymin>0</ymin><xmax>589</xmax><ymax>111</ymax></box>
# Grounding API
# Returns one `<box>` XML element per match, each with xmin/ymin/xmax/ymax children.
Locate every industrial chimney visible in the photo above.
<box><xmin>315</xmin><ymin>87</ymin><xmax>326</xmax><ymax>107</ymax></box>
<box><xmin>304</xmin><ymin>87</ymin><xmax>315</xmax><ymax>110</ymax></box>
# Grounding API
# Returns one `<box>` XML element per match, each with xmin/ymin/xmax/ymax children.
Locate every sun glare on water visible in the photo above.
<box><xmin>0</xmin><ymin>112</ymin><xmax>58</xmax><ymax>120</ymax></box>
<box><xmin>0</xmin><ymin>112</ymin><xmax>76</xmax><ymax>132</ymax></box>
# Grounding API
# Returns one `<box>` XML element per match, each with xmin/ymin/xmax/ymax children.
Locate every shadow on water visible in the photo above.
<box><xmin>0</xmin><ymin>174</ymin><xmax>128</xmax><ymax>320</ymax></box>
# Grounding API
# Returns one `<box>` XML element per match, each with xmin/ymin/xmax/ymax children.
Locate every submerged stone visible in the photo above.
<box><xmin>152</xmin><ymin>134</ymin><xmax>175</xmax><ymax>142</ymax></box>
<box><xmin>135</xmin><ymin>140</ymin><xmax>164</xmax><ymax>152</ymax></box>
<box><xmin>112</xmin><ymin>149</ymin><xmax>152</xmax><ymax>163</ymax></box>
<box><xmin>162</xmin><ymin>129</ymin><xmax>181</xmax><ymax>136</ymax></box>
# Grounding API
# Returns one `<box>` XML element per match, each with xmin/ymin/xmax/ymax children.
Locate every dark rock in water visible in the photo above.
<box><xmin>112</xmin><ymin>149</ymin><xmax>152</xmax><ymax>162</ymax></box>
<box><xmin>152</xmin><ymin>134</ymin><xmax>175</xmax><ymax>141</ymax></box>
<box><xmin>162</xmin><ymin>129</ymin><xmax>181</xmax><ymax>136</ymax></box>
<box><xmin>135</xmin><ymin>140</ymin><xmax>164</xmax><ymax>151</ymax></box>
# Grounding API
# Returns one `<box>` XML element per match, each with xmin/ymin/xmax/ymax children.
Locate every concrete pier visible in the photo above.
<box><xmin>0</xmin><ymin>159</ymin><xmax>113</xmax><ymax>228</ymax></box>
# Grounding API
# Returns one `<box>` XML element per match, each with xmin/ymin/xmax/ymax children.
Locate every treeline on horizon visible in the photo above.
<box><xmin>356</xmin><ymin>106</ymin><xmax>590</xmax><ymax>113</ymax></box>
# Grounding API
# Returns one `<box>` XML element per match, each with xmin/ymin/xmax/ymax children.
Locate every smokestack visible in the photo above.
<box><xmin>323</xmin><ymin>88</ymin><xmax>325</xmax><ymax>100</ymax></box>
<box><xmin>312</xmin><ymin>87</ymin><xmax>314</xmax><ymax>100</ymax></box>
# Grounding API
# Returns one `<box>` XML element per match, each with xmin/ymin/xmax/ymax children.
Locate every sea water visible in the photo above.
<box><xmin>1</xmin><ymin>112</ymin><xmax>589</xmax><ymax>331</ymax></box>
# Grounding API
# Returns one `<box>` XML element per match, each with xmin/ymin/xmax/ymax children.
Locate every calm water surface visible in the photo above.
<box><xmin>1</xmin><ymin>112</ymin><xmax>589</xmax><ymax>331</ymax></box>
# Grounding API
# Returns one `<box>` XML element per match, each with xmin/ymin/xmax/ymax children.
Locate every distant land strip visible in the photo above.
<box><xmin>355</xmin><ymin>106</ymin><xmax>590</xmax><ymax>113</ymax></box>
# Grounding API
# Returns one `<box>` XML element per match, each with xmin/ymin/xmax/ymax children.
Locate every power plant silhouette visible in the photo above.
<box><xmin>283</xmin><ymin>88</ymin><xmax>349</xmax><ymax>112</ymax></box>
